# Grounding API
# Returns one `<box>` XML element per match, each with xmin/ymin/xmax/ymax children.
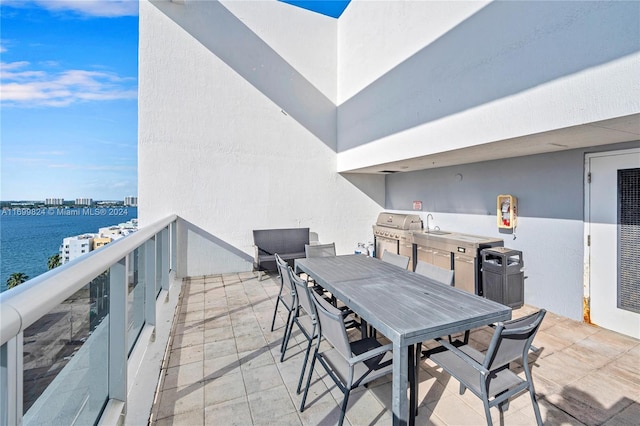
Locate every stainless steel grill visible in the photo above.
<box><xmin>372</xmin><ymin>212</ymin><xmax>422</xmax><ymax>266</ymax></box>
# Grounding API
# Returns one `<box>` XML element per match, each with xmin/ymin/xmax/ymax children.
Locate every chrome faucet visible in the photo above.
<box><xmin>426</xmin><ymin>213</ymin><xmax>434</xmax><ymax>232</ymax></box>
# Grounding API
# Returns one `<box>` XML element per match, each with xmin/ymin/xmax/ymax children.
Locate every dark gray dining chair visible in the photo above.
<box><xmin>300</xmin><ymin>290</ymin><xmax>394</xmax><ymax>426</ymax></box>
<box><xmin>282</xmin><ymin>265</ymin><xmax>361</xmax><ymax>382</ymax></box>
<box><xmin>304</xmin><ymin>242</ymin><xmax>336</xmax><ymax>301</ymax></box>
<box><xmin>304</xmin><ymin>242</ymin><xmax>336</xmax><ymax>257</ymax></box>
<box><xmin>427</xmin><ymin>309</ymin><xmax>546</xmax><ymax>426</ymax></box>
<box><xmin>369</xmin><ymin>250</ymin><xmax>410</xmax><ymax>338</ymax></box>
<box><xmin>284</xmin><ymin>268</ymin><xmax>318</xmax><ymax>393</ymax></box>
<box><xmin>415</xmin><ymin>260</ymin><xmax>468</xmax><ymax>344</ymax></box>
<box><xmin>414</xmin><ymin>260</ymin><xmax>454</xmax><ymax>286</ymax></box>
<box><xmin>381</xmin><ymin>249</ymin><xmax>410</xmax><ymax>269</ymax></box>
<box><xmin>270</xmin><ymin>254</ymin><xmax>297</xmax><ymax>354</ymax></box>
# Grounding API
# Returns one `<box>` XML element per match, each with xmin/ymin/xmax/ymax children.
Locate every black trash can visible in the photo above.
<box><xmin>481</xmin><ymin>247</ymin><xmax>524</xmax><ymax>309</ymax></box>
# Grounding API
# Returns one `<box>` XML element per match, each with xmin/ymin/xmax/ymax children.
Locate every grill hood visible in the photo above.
<box><xmin>375</xmin><ymin>212</ymin><xmax>423</xmax><ymax>230</ymax></box>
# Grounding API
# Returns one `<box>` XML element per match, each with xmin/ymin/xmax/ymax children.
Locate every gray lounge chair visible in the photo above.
<box><xmin>300</xmin><ymin>291</ymin><xmax>393</xmax><ymax>426</ymax></box>
<box><xmin>427</xmin><ymin>309</ymin><xmax>546</xmax><ymax>426</ymax></box>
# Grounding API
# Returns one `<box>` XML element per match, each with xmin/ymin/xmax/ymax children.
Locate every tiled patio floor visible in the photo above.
<box><xmin>149</xmin><ymin>272</ymin><xmax>640</xmax><ymax>425</ymax></box>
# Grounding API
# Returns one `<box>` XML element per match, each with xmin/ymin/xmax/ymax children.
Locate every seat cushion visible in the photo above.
<box><xmin>430</xmin><ymin>344</ymin><xmax>524</xmax><ymax>398</ymax></box>
<box><xmin>278</xmin><ymin>252</ymin><xmax>307</xmax><ymax>261</ymax></box>
<box><xmin>255</xmin><ymin>253</ymin><xmax>306</xmax><ymax>271</ymax></box>
<box><xmin>319</xmin><ymin>339</ymin><xmax>393</xmax><ymax>389</ymax></box>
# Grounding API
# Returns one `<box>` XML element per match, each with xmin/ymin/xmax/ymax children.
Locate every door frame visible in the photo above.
<box><xmin>583</xmin><ymin>147</ymin><xmax>640</xmax><ymax>325</ymax></box>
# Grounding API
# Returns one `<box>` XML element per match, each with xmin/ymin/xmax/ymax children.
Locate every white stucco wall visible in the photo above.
<box><xmin>336</xmin><ymin>0</ymin><xmax>640</xmax><ymax>170</ymax></box>
<box><xmin>338</xmin><ymin>0</ymin><xmax>490</xmax><ymax>104</ymax></box>
<box><xmin>221</xmin><ymin>0</ymin><xmax>338</xmax><ymax>104</ymax></box>
<box><xmin>139</xmin><ymin>0</ymin><xmax>383</xmax><ymax>275</ymax></box>
<box><xmin>138</xmin><ymin>0</ymin><xmax>638</xmax><ymax>322</ymax></box>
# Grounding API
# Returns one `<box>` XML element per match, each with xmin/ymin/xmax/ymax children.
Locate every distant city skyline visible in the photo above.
<box><xmin>1</xmin><ymin>195</ymin><xmax>137</xmax><ymax>201</ymax></box>
<box><xmin>1</xmin><ymin>196</ymin><xmax>137</xmax><ymax>204</ymax></box>
<box><xmin>0</xmin><ymin>0</ymin><xmax>138</xmax><ymax>200</ymax></box>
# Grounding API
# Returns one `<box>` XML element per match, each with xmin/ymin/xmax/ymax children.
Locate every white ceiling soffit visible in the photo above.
<box><xmin>342</xmin><ymin>114</ymin><xmax>640</xmax><ymax>174</ymax></box>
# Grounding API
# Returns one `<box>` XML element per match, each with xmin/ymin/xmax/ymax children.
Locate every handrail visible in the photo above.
<box><xmin>0</xmin><ymin>215</ymin><xmax>177</xmax><ymax>346</ymax></box>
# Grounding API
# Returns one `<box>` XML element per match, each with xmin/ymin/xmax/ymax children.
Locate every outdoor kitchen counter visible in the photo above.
<box><xmin>410</xmin><ymin>230</ymin><xmax>503</xmax><ymax>248</ymax></box>
<box><xmin>410</xmin><ymin>231</ymin><xmax>504</xmax><ymax>295</ymax></box>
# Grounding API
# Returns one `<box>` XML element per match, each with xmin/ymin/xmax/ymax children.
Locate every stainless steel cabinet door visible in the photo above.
<box><xmin>454</xmin><ymin>254</ymin><xmax>476</xmax><ymax>294</ymax></box>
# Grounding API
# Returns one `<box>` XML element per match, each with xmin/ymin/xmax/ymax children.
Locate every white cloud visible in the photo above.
<box><xmin>2</xmin><ymin>0</ymin><xmax>138</xmax><ymax>17</ymax></box>
<box><xmin>1</xmin><ymin>61</ymin><xmax>32</xmax><ymax>73</ymax></box>
<box><xmin>1</xmin><ymin>61</ymin><xmax>137</xmax><ymax>107</ymax></box>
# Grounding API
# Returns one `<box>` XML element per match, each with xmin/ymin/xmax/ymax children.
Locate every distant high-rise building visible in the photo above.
<box><xmin>45</xmin><ymin>198</ymin><xmax>64</xmax><ymax>206</ymax></box>
<box><xmin>76</xmin><ymin>198</ymin><xmax>93</xmax><ymax>206</ymax></box>
<box><xmin>124</xmin><ymin>196</ymin><xmax>138</xmax><ymax>207</ymax></box>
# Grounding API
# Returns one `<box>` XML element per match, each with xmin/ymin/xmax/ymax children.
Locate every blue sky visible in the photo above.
<box><xmin>281</xmin><ymin>0</ymin><xmax>350</xmax><ymax>18</ymax></box>
<box><xmin>1</xmin><ymin>0</ymin><xmax>139</xmax><ymax>201</ymax></box>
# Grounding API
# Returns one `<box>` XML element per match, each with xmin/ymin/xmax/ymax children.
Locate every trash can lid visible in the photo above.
<box><xmin>482</xmin><ymin>247</ymin><xmax>522</xmax><ymax>255</ymax></box>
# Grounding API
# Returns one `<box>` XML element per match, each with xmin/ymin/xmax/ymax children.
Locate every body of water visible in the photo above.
<box><xmin>1</xmin><ymin>207</ymin><xmax>137</xmax><ymax>292</ymax></box>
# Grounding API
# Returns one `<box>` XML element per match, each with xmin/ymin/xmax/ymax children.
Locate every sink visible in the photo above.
<box><xmin>426</xmin><ymin>230</ymin><xmax>450</xmax><ymax>235</ymax></box>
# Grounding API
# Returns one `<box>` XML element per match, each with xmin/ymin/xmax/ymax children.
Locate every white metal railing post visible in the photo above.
<box><xmin>144</xmin><ymin>237</ymin><xmax>156</xmax><ymax>326</ymax></box>
<box><xmin>16</xmin><ymin>334</ymin><xmax>23</xmax><ymax>426</ymax></box>
<box><xmin>155</xmin><ymin>229</ymin><xmax>167</xmax><ymax>295</ymax></box>
<box><xmin>1</xmin><ymin>333</ymin><xmax>23</xmax><ymax>426</ymax></box>
<box><xmin>155</xmin><ymin>232</ymin><xmax>162</xmax><ymax>296</ymax></box>
<box><xmin>0</xmin><ymin>342</ymin><xmax>6</xmax><ymax>426</ymax></box>
<box><xmin>160</xmin><ymin>228</ymin><xmax>170</xmax><ymax>291</ymax></box>
<box><xmin>109</xmin><ymin>258</ymin><xmax>127</xmax><ymax>404</ymax></box>
<box><xmin>170</xmin><ymin>221</ymin><xmax>177</xmax><ymax>274</ymax></box>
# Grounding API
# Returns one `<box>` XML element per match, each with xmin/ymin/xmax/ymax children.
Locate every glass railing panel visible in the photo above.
<box><xmin>127</xmin><ymin>247</ymin><xmax>145</xmax><ymax>354</ymax></box>
<box><xmin>22</xmin><ymin>272</ymin><xmax>110</xmax><ymax>425</ymax></box>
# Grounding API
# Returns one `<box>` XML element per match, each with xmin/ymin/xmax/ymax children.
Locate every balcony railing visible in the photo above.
<box><xmin>0</xmin><ymin>215</ymin><xmax>178</xmax><ymax>426</ymax></box>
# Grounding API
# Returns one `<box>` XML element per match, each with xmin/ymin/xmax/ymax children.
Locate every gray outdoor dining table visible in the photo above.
<box><xmin>295</xmin><ymin>254</ymin><xmax>512</xmax><ymax>426</ymax></box>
